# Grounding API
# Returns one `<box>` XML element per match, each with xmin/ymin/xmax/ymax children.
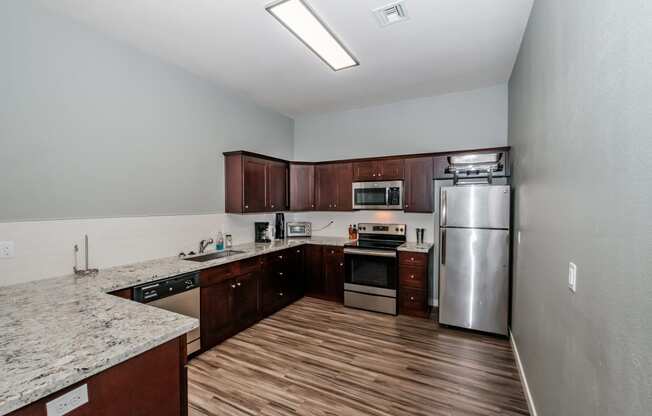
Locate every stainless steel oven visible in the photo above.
<box><xmin>352</xmin><ymin>181</ymin><xmax>403</xmax><ymax>210</ymax></box>
<box><xmin>343</xmin><ymin>223</ymin><xmax>405</xmax><ymax>315</ymax></box>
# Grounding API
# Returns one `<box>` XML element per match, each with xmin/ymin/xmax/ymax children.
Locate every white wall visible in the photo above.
<box><xmin>0</xmin><ymin>214</ymin><xmax>277</xmax><ymax>287</ymax></box>
<box><xmin>293</xmin><ymin>84</ymin><xmax>508</xmax><ymax>161</ymax></box>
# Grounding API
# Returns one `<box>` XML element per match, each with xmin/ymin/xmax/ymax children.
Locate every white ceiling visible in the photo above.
<box><xmin>41</xmin><ymin>0</ymin><xmax>533</xmax><ymax>117</ymax></box>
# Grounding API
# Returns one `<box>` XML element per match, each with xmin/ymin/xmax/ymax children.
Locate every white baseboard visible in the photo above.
<box><xmin>510</xmin><ymin>330</ymin><xmax>538</xmax><ymax>416</ymax></box>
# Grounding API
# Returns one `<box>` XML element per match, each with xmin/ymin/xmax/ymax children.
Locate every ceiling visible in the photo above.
<box><xmin>41</xmin><ymin>0</ymin><xmax>533</xmax><ymax>117</ymax></box>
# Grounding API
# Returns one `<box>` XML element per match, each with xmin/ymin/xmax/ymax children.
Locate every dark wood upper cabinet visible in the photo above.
<box><xmin>267</xmin><ymin>161</ymin><xmax>288</xmax><ymax>211</ymax></box>
<box><xmin>224</xmin><ymin>153</ymin><xmax>288</xmax><ymax>213</ymax></box>
<box><xmin>379</xmin><ymin>159</ymin><xmax>405</xmax><ymax>180</ymax></box>
<box><xmin>314</xmin><ymin>164</ymin><xmax>338</xmax><ymax>211</ymax></box>
<box><xmin>289</xmin><ymin>163</ymin><xmax>315</xmax><ymax>211</ymax></box>
<box><xmin>352</xmin><ymin>159</ymin><xmax>404</xmax><ymax>181</ymax></box>
<box><xmin>404</xmin><ymin>157</ymin><xmax>434</xmax><ymax>213</ymax></box>
<box><xmin>315</xmin><ymin>163</ymin><xmax>352</xmax><ymax>211</ymax></box>
<box><xmin>335</xmin><ymin>162</ymin><xmax>353</xmax><ymax>211</ymax></box>
<box><xmin>243</xmin><ymin>157</ymin><xmax>267</xmax><ymax>212</ymax></box>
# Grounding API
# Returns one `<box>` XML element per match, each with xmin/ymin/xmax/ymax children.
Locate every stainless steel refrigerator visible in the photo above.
<box><xmin>438</xmin><ymin>184</ymin><xmax>510</xmax><ymax>336</ymax></box>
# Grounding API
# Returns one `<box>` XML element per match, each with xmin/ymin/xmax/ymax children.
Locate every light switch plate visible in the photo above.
<box><xmin>0</xmin><ymin>241</ymin><xmax>14</xmax><ymax>258</ymax></box>
<box><xmin>568</xmin><ymin>262</ymin><xmax>577</xmax><ymax>293</ymax></box>
<box><xmin>46</xmin><ymin>384</ymin><xmax>88</xmax><ymax>416</ymax></box>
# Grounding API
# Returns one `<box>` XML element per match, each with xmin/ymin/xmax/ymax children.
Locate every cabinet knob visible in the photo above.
<box><xmin>278</xmin><ymin>255</ymin><xmax>283</xmax><ymax>259</ymax></box>
<box><xmin>405</xmin><ymin>204</ymin><xmax>409</xmax><ymax>208</ymax></box>
<box><xmin>231</xmin><ymin>284</ymin><xmax>236</xmax><ymax>289</ymax></box>
<box><xmin>410</xmin><ymin>296</ymin><xmax>415</xmax><ymax>301</ymax></box>
<box><xmin>279</xmin><ymin>292</ymin><xmax>284</xmax><ymax>297</ymax></box>
<box><xmin>339</xmin><ymin>263</ymin><xmax>344</xmax><ymax>267</ymax></box>
<box><xmin>271</xmin><ymin>204</ymin><xmax>275</xmax><ymax>208</ymax></box>
<box><xmin>278</xmin><ymin>272</ymin><xmax>284</xmax><ymax>276</ymax></box>
<box><xmin>411</xmin><ymin>257</ymin><xmax>415</xmax><ymax>261</ymax></box>
<box><xmin>311</xmin><ymin>204</ymin><xmax>315</xmax><ymax>208</ymax></box>
<box><xmin>410</xmin><ymin>274</ymin><xmax>415</xmax><ymax>279</ymax></box>
<box><xmin>328</xmin><ymin>204</ymin><xmax>332</xmax><ymax>208</ymax></box>
<box><xmin>244</xmin><ymin>205</ymin><xmax>249</xmax><ymax>209</ymax></box>
<box><xmin>334</xmin><ymin>204</ymin><xmax>337</xmax><ymax>207</ymax></box>
<box><xmin>372</xmin><ymin>173</ymin><xmax>376</xmax><ymax>177</ymax></box>
<box><xmin>237</xmin><ymin>281</ymin><xmax>242</xmax><ymax>287</ymax></box>
<box><xmin>296</xmin><ymin>249</ymin><xmax>300</xmax><ymax>253</ymax></box>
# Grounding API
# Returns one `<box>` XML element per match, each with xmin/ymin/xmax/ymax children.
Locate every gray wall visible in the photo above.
<box><xmin>0</xmin><ymin>0</ymin><xmax>293</xmax><ymax>222</ymax></box>
<box><xmin>293</xmin><ymin>84</ymin><xmax>507</xmax><ymax>160</ymax></box>
<box><xmin>509</xmin><ymin>1</ymin><xmax>652</xmax><ymax>415</ymax></box>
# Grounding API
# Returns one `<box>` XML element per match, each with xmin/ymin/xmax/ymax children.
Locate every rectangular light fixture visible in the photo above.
<box><xmin>266</xmin><ymin>0</ymin><xmax>359</xmax><ymax>71</ymax></box>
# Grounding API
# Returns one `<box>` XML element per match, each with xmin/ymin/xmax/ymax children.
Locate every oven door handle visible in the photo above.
<box><xmin>343</xmin><ymin>248</ymin><xmax>397</xmax><ymax>258</ymax></box>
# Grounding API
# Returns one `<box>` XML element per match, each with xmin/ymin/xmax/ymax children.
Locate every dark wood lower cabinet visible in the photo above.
<box><xmin>398</xmin><ymin>250</ymin><xmax>432</xmax><ymax>318</ymax></box>
<box><xmin>200</xmin><ymin>244</ymin><xmax>345</xmax><ymax>352</ymax></box>
<box><xmin>9</xmin><ymin>337</ymin><xmax>186</xmax><ymax>416</ymax></box>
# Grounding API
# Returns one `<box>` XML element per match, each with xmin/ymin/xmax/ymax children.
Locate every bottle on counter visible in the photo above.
<box><xmin>348</xmin><ymin>224</ymin><xmax>353</xmax><ymax>240</ymax></box>
<box><xmin>216</xmin><ymin>232</ymin><xmax>225</xmax><ymax>251</ymax></box>
<box><xmin>352</xmin><ymin>225</ymin><xmax>358</xmax><ymax>240</ymax></box>
<box><xmin>225</xmin><ymin>233</ymin><xmax>233</xmax><ymax>249</ymax></box>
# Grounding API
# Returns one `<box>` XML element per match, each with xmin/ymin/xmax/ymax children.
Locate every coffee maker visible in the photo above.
<box><xmin>255</xmin><ymin>222</ymin><xmax>271</xmax><ymax>243</ymax></box>
<box><xmin>274</xmin><ymin>213</ymin><xmax>285</xmax><ymax>240</ymax></box>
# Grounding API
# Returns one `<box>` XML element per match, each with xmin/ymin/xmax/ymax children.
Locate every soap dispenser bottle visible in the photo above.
<box><xmin>216</xmin><ymin>232</ymin><xmax>225</xmax><ymax>251</ymax></box>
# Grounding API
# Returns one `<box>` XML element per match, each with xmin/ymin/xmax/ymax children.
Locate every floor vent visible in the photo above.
<box><xmin>373</xmin><ymin>1</ymin><xmax>409</xmax><ymax>27</ymax></box>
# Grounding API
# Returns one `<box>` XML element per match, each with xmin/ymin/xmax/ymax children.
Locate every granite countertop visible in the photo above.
<box><xmin>0</xmin><ymin>236</ymin><xmax>349</xmax><ymax>415</ymax></box>
<box><xmin>397</xmin><ymin>241</ymin><xmax>435</xmax><ymax>254</ymax></box>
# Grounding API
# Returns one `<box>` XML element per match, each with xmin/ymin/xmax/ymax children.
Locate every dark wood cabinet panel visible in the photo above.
<box><xmin>399</xmin><ymin>265</ymin><xmax>427</xmax><ymax>290</ymax></box>
<box><xmin>224</xmin><ymin>153</ymin><xmax>288</xmax><ymax>214</ymax></box>
<box><xmin>399</xmin><ymin>287</ymin><xmax>428</xmax><ymax>318</ymax></box>
<box><xmin>305</xmin><ymin>244</ymin><xmax>324</xmax><ymax>296</ymax></box>
<box><xmin>10</xmin><ymin>338</ymin><xmax>185</xmax><ymax>416</ymax></box>
<box><xmin>267</xmin><ymin>161</ymin><xmax>288</xmax><ymax>211</ymax></box>
<box><xmin>243</xmin><ymin>156</ymin><xmax>268</xmax><ymax>212</ymax></box>
<box><xmin>289</xmin><ymin>163</ymin><xmax>315</xmax><ymax>211</ymax></box>
<box><xmin>323</xmin><ymin>247</ymin><xmax>345</xmax><ymax>302</ymax></box>
<box><xmin>398</xmin><ymin>250</ymin><xmax>431</xmax><ymax>318</ymax></box>
<box><xmin>335</xmin><ymin>162</ymin><xmax>353</xmax><ymax>211</ymax></box>
<box><xmin>200</xmin><ymin>278</ymin><xmax>234</xmax><ymax>348</ymax></box>
<box><xmin>352</xmin><ymin>160</ymin><xmax>378</xmax><ymax>182</ymax></box>
<box><xmin>234</xmin><ymin>272</ymin><xmax>260</xmax><ymax>329</ymax></box>
<box><xmin>379</xmin><ymin>159</ymin><xmax>404</xmax><ymax>180</ymax></box>
<box><xmin>314</xmin><ymin>164</ymin><xmax>337</xmax><ymax>210</ymax></box>
<box><xmin>289</xmin><ymin>246</ymin><xmax>305</xmax><ymax>299</ymax></box>
<box><xmin>404</xmin><ymin>157</ymin><xmax>434</xmax><ymax>213</ymax></box>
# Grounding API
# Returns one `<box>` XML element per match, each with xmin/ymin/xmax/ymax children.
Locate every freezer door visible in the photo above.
<box><xmin>440</xmin><ymin>185</ymin><xmax>510</xmax><ymax>229</ymax></box>
<box><xmin>439</xmin><ymin>227</ymin><xmax>509</xmax><ymax>335</ymax></box>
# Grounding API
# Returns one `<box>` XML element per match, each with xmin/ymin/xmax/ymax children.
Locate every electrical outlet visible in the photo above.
<box><xmin>46</xmin><ymin>384</ymin><xmax>88</xmax><ymax>416</ymax></box>
<box><xmin>568</xmin><ymin>262</ymin><xmax>577</xmax><ymax>293</ymax></box>
<box><xmin>0</xmin><ymin>241</ymin><xmax>15</xmax><ymax>258</ymax></box>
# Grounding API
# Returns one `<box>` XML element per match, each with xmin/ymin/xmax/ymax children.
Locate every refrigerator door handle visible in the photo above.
<box><xmin>441</xmin><ymin>229</ymin><xmax>446</xmax><ymax>265</ymax></box>
<box><xmin>441</xmin><ymin>190</ymin><xmax>447</xmax><ymax>226</ymax></box>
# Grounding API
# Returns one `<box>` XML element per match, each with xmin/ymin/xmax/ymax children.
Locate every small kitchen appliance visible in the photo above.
<box><xmin>255</xmin><ymin>222</ymin><xmax>271</xmax><ymax>243</ymax></box>
<box><xmin>352</xmin><ymin>181</ymin><xmax>403</xmax><ymax>210</ymax></box>
<box><xmin>286</xmin><ymin>221</ymin><xmax>312</xmax><ymax>238</ymax></box>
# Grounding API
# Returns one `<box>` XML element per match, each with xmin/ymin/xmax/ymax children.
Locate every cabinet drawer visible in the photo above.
<box><xmin>399</xmin><ymin>265</ymin><xmax>427</xmax><ymax>290</ymax></box>
<box><xmin>237</xmin><ymin>256</ymin><xmax>263</xmax><ymax>274</ymax></box>
<box><xmin>399</xmin><ymin>251</ymin><xmax>428</xmax><ymax>267</ymax></box>
<box><xmin>399</xmin><ymin>288</ymin><xmax>428</xmax><ymax>316</ymax></box>
<box><xmin>269</xmin><ymin>249</ymin><xmax>290</xmax><ymax>265</ymax></box>
<box><xmin>323</xmin><ymin>246</ymin><xmax>344</xmax><ymax>257</ymax></box>
<box><xmin>200</xmin><ymin>264</ymin><xmax>236</xmax><ymax>287</ymax></box>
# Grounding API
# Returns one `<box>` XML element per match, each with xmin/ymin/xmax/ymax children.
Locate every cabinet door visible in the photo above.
<box><xmin>323</xmin><ymin>247</ymin><xmax>345</xmax><ymax>302</ymax></box>
<box><xmin>379</xmin><ymin>159</ymin><xmax>405</xmax><ymax>180</ymax></box>
<box><xmin>289</xmin><ymin>246</ymin><xmax>305</xmax><ymax>299</ymax></box>
<box><xmin>289</xmin><ymin>164</ymin><xmax>315</xmax><ymax>211</ymax></box>
<box><xmin>335</xmin><ymin>162</ymin><xmax>353</xmax><ymax>211</ymax></box>
<box><xmin>305</xmin><ymin>244</ymin><xmax>325</xmax><ymax>296</ymax></box>
<box><xmin>267</xmin><ymin>161</ymin><xmax>288</xmax><ymax>211</ymax></box>
<box><xmin>243</xmin><ymin>157</ymin><xmax>267</xmax><ymax>212</ymax></box>
<box><xmin>200</xmin><ymin>279</ymin><xmax>234</xmax><ymax>349</ymax></box>
<box><xmin>315</xmin><ymin>164</ymin><xmax>337</xmax><ymax>210</ymax></box>
<box><xmin>234</xmin><ymin>272</ymin><xmax>260</xmax><ymax>330</ymax></box>
<box><xmin>404</xmin><ymin>157</ymin><xmax>434</xmax><ymax>213</ymax></box>
<box><xmin>352</xmin><ymin>160</ymin><xmax>378</xmax><ymax>181</ymax></box>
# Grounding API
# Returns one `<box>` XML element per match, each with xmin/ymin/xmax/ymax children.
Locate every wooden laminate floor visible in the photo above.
<box><xmin>188</xmin><ymin>297</ymin><xmax>529</xmax><ymax>416</ymax></box>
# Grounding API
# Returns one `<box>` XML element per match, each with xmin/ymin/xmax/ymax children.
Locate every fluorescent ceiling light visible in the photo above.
<box><xmin>266</xmin><ymin>0</ymin><xmax>359</xmax><ymax>71</ymax></box>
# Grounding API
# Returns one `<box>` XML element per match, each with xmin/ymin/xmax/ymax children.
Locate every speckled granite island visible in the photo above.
<box><xmin>0</xmin><ymin>236</ymin><xmax>350</xmax><ymax>416</ymax></box>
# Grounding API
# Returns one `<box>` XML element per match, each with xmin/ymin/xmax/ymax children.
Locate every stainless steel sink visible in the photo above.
<box><xmin>183</xmin><ymin>250</ymin><xmax>246</xmax><ymax>262</ymax></box>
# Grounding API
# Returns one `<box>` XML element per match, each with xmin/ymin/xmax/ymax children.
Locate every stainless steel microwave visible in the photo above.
<box><xmin>286</xmin><ymin>221</ymin><xmax>312</xmax><ymax>237</ymax></box>
<box><xmin>352</xmin><ymin>181</ymin><xmax>403</xmax><ymax>210</ymax></box>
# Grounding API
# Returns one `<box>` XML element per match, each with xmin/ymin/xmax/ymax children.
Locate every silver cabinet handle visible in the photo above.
<box><xmin>410</xmin><ymin>296</ymin><xmax>415</xmax><ymax>301</ymax></box>
<box><xmin>244</xmin><ymin>205</ymin><xmax>249</xmax><ymax>209</ymax></box>
<box><xmin>441</xmin><ymin>229</ymin><xmax>446</xmax><ymax>265</ymax></box>
<box><xmin>236</xmin><ymin>282</ymin><xmax>241</xmax><ymax>287</ymax></box>
<box><xmin>231</xmin><ymin>284</ymin><xmax>236</xmax><ymax>289</ymax></box>
<box><xmin>441</xmin><ymin>189</ymin><xmax>447</xmax><ymax>226</ymax></box>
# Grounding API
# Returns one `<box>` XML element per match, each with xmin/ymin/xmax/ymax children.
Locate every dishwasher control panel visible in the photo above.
<box><xmin>133</xmin><ymin>272</ymin><xmax>199</xmax><ymax>303</ymax></box>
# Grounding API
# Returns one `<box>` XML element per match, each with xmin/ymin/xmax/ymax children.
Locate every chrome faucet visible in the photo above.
<box><xmin>199</xmin><ymin>238</ymin><xmax>214</xmax><ymax>254</ymax></box>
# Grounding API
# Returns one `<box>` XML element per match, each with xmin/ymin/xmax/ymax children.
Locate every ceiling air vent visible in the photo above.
<box><xmin>373</xmin><ymin>1</ymin><xmax>409</xmax><ymax>27</ymax></box>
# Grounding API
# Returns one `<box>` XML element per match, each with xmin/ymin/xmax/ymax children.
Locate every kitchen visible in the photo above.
<box><xmin>1</xmin><ymin>1</ymin><xmax>650</xmax><ymax>416</ymax></box>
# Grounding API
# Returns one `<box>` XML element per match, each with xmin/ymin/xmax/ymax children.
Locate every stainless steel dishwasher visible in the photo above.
<box><xmin>133</xmin><ymin>272</ymin><xmax>201</xmax><ymax>355</ymax></box>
